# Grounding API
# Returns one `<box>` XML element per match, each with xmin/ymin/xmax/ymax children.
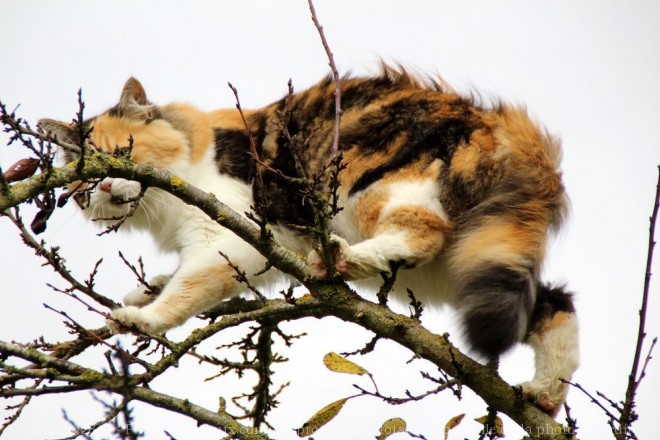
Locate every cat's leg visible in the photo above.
<box><xmin>123</xmin><ymin>274</ymin><xmax>173</xmax><ymax>307</ymax></box>
<box><xmin>310</xmin><ymin>180</ymin><xmax>449</xmax><ymax>280</ymax></box>
<box><xmin>520</xmin><ymin>284</ymin><xmax>579</xmax><ymax>416</ymax></box>
<box><xmin>108</xmin><ymin>238</ymin><xmax>269</xmax><ymax>334</ymax></box>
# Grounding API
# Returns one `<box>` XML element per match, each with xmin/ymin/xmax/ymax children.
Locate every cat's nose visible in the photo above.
<box><xmin>99</xmin><ymin>179</ymin><xmax>113</xmax><ymax>193</ymax></box>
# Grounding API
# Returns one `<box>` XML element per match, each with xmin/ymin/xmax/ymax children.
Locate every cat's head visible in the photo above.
<box><xmin>39</xmin><ymin>78</ymin><xmax>187</xmax><ymax>227</ymax></box>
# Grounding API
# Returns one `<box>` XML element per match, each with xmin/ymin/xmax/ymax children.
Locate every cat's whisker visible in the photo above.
<box><xmin>141</xmin><ymin>191</ymin><xmax>165</xmax><ymax>230</ymax></box>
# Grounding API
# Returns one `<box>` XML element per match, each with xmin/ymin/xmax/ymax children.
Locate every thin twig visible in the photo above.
<box><xmin>0</xmin><ymin>100</ymin><xmax>81</xmax><ymax>154</ymax></box>
<box><xmin>228</xmin><ymin>82</ymin><xmax>265</xmax><ymax>202</ymax></box>
<box><xmin>562</xmin><ymin>380</ymin><xmax>618</xmax><ymax>424</ymax></box>
<box><xmin>94</xmin><ymin>183</ymin><xmax>148</xmax><ymax>236</ymax></box>
<box><xmin>619</xmin><ymin>165</ymin><xmax>660</xmax><ymax>437</ymax></box>
<box><xmin>3</xmin><ymin>209</ymin><xmax>120</xmax><ymax>310</ymax></box>
<box><xmin>117</xmin><ymin>251</ymin><xmax>160</xmax><ymax>296</ymax></box>
<box><xmin>0</xmin><ymin>378</ymin><xmax>44</xmax><ymax>435</ymax></box>
<box><xmin>218</xmin><ymin>250</ymin><xmax>267</xmax><ymax>301</ymax></box>
<box><xmin>353</xmin><ymin>378</ymin><xmax>459</xmax><ymax>405</ymax></box>
<box><xmin>307</xmin><ymin>0</ymin><xmax>342</xmax><ymax>159</ymax></box>
<box><xmin>637</xmin><ymin>336</ymin><xmax>657</xmax><ymax>386</ymax></box>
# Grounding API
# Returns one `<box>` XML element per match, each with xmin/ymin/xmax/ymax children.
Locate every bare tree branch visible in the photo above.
<box><xmin>618</xmin><ymin>165</ymin><xmax>660</xmax><ymax>438</ymax></box>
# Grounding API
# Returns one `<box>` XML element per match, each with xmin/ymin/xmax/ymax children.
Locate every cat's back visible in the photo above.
<box><xmin>250</xmin><ymin>67</ymin><xmax>564</xmax><ymax>238</ymax></box>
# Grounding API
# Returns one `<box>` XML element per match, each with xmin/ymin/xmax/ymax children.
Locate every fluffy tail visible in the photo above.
<box><xmin>448</xmin><ymin>106</ymin><xmax>568</xmax><ymax>359</ymax></box>
<box><xmin>455</xmin><ymin>262</ymin><xmax>536</xmax><ymax>359</ymax></box>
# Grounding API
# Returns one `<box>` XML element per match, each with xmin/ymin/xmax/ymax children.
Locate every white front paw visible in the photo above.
<box><xmin>123</xmin><ymin>288</ymin><xmax>155</xmax><ymax>307</ymax></box>
<box><xmin>520</xmin><ymin>379</ymin><xmax>568</xmax><ymax>416</ymax></box>
<box><xmin>107</xmin><ymin>306</ymin><xmax>165</xmax><ymax>335</ymax></box>
<box><xmin>123</xmin><ymin>274</ymin><xmax>171</xmax><ymax>306</ymax></box>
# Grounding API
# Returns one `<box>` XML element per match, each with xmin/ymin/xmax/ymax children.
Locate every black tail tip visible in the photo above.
<box><xmin>458</xmin><ymin>265</ymin><xmax>535</xmax><ymax>360</ymax></box>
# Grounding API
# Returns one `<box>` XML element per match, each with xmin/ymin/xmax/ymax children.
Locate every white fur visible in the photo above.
<box><xmin>520</xmin><ymin>312</ymin><xmax>580</xmax><ymax>413</ymax></box>
<box><xmin>378</xmin><ymin>179</ymin><xmax>448</xmax><ymax>224</ymax></box>
<box><xmin>319</xmin><ymin>179</ymin><xmax>448</xmax><ymax>285</ymax></box>
<box><xmin>104</xmin><ymin>143</ymin><xmax>286</xmax><ymax>333</ymax></box>
<box><xmin>123</xmin><ymin>274</ymin><xmax>172</xmax><ymax>307</ymax></box>
<box><xmin>311</xmin><ymin>231</ymin><xmax>413</xmax><ymax>280</ymax></box>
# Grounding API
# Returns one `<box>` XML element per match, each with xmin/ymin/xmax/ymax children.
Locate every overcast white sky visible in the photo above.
<box><xmin>1</xmin><ymin>1</ymin><xmax>660</xmax><ymax>439</ymax></box>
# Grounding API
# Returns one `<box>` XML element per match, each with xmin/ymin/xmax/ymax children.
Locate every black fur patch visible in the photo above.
<box><xmin>257</xmin><ymin>139</ymin><xmax>316</xmax><ymax>227</ymax></box>
<box><xmin>458</xmin><ymin>265</ymin><xmax>535</xmax><ymax>359</ymax></box>
<box><xmin>213</xmin><ymin>124</ymin><xmax>315</xmax><ymax>226</ymax></box>
<box><xmin>347</xmin><ymin>98</ymin><xmax>476</xmax><ymax>195</ymax></box>
<box><xmin>214</xmin><ymin>128</ymin><xmax>255</xmax><ymax>183</ymax></box>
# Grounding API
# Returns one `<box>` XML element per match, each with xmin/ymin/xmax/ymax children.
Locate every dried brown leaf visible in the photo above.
<box><xmin>4</xmin><ymin>158</ymin><xmax>40</xmax><ymax>182</ymax></box>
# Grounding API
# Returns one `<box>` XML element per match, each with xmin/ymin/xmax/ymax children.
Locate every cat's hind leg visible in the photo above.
<box><xmin>520</xmin><ymin>284</ymin><xmax>579</xmax><ymax>416</ymax></box>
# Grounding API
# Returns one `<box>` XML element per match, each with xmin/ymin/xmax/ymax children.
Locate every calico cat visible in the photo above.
<box><xmin>39</xmin><ymin>66</ymin><xmax>578</xmax><ymax>414</ymax></box>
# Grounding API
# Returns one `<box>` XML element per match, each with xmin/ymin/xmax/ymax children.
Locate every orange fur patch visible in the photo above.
<box><xmin>91</xmin><ymin>115</ymin><xmax>186</xmax><ymax>167</ymax></box>
<box><xmin>354</xmin><ymin>188</ymin><xmax>388</xmax><ymax>238</ymax></box>
<box><xmin>533</xmin><ymin>311</ymin><xmax>574</xmax><ymax>340</ymax></box>
<box><xmin>379</xmin><ymin>206</ymin><xmax>447</xmax><ymax>257</ymax></box>
<box><xmin>451</xmin><ymin>221</ymin><xmax>543</xmax><ymax>270</ymax></box>
<box><xmin>178</xmin><ymin>264</ymin><xmax>238</xmax><ymax>298</ymax></box>
<box><xmin>449</xmin><ymin>126</ymin><xmax>498</xmax><ymax>178</ymax></box>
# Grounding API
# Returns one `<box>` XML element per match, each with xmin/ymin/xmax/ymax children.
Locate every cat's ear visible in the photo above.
<box><xmin>38</xmin><ymin>118</ymin><xmax>80</xmax><ymax>163</ymax></box>
<box><xmin>39</xmin><ymin>118</ymin><xmax>75</xmax><ymax>142</ymax></box>
<box><xmin>116</xmin><ymin>77</ymin><xmax>157</xmax><ymax>120</ymax></box>
<box><xmin>119</xmin><ymin>77</ymin><xmax>149</xmax><ymax>107</ymax></box>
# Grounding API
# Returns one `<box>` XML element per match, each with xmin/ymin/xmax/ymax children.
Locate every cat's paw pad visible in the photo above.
<box><xmin>519</xmin><ymin>379</ymin><xmax>567</xmax><ymax>417</ymax></box>
<box><xmin>307</xmin><ymin>234</ymin><xmax>351</xmax><ymax>279</ymax></box>
<box><xmin>107</xmin><ymin>306</ymin><xmax>163</xmax><ymax>335</ymax></box>
<box><xmin>306</xmin><ymin>250</ymin><xmax>327</xmax><ymax>279</ymax></box>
